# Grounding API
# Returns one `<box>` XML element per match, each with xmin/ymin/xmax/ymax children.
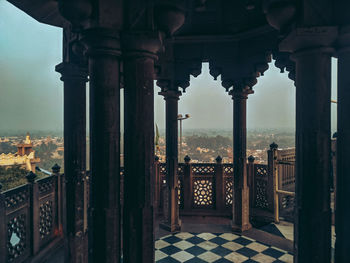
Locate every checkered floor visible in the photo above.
<box><xmin>155</xmin><ymin>232</ymin><xmax>293</xmax><ymax>263</ymax></box>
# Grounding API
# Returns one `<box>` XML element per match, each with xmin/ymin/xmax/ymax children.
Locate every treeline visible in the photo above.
<box><xmin>35</xmin><ymin>142</ymin><xmax>63</xmax><ymax>170</ymax></box>
<box><xmin>0</xmin><ymin>166</ymin><xmax>48</xmax><ymax>191</ymax></box>
<box><xmin>184</xmin><ymin>135</ymin><xmax>232</xmax><ymax>161</ymax></box>
<box><xmin>186</xmin><ymin>135</ymin><xmax>232</xmax><ymax>151</ymax></box>
<box><xmin>0</xmin><ymin>165</ymin><xmax>28</xmax><ymax>191</ymax></box>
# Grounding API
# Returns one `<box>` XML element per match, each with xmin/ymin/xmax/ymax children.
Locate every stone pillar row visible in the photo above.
<box><xmin>56</xmin><ymin>2</ymin><xmax>187</xmax><ymax>263</ymax></box>
<box><xmin>57</xmin><ymin>27</ymin><xmax>165</xmax><ymax>263</ymax></box>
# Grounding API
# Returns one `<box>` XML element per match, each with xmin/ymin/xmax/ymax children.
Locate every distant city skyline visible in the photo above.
<box><xmin>0</xmin><ymin>1</ymin><xmax>338</xmax><ymax>134</ymax></box>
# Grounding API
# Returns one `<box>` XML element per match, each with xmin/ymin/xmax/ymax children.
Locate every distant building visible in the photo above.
<box><xmin>0</xmin><ymin>133</ymin><xmax>40</xmax><ymax>171</ymax></box>
<box><xmin>0</xmin><ymin>137</ymin><xmax>9</xmax><ymax>143</ymax></box>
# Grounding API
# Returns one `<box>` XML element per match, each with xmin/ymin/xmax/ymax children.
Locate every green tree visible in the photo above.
<box><xmin>0</xmin><ymin>165</ymin><xmax>28</xmax><ymax>191</ymax></box>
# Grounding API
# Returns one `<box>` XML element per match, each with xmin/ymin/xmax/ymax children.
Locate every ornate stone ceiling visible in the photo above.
<box><xmin>7</xmin><ymin>0</ymin><xmax>270</xmax><ymax>37</ymax></box>
<box><xmin>175</xmin><ymin>0</ymin><xmax>268</xmax><ymax>36</ymax></box>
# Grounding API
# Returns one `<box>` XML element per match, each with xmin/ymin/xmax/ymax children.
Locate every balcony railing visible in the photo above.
<box><xmin>0</xmin><ymin>166</ymin><xmax>63</xmax><ymax>263</ymax></box>
<box><xmin>153</xmin><ymin>146</ymin><xmax>298</xmax><ymax>221</ymax></box>
<box><xmin>0</xmin><ymin>145</ymin><xmax>302</xmax><ymax>262</ymax></box>
<box><xmin>156</xmin><ymin>160</ymin><xmax>234</xmax><ymax>217</ymax></box>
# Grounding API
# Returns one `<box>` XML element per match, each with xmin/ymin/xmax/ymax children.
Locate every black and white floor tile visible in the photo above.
<box><xmin>155</xmin><ymin>232</ymin><xmax>293</xmax><ymax>263</ymax></box>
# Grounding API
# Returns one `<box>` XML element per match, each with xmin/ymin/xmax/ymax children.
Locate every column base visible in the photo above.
<box><xmin>159</xmin><ymin>220</ymin><xmax>182</xmax><ymax>232</ymax></box>
<box><xmin>231</xmin><ymin>222</ymin><xmax>252</xmax><ymax>234</ymax></box>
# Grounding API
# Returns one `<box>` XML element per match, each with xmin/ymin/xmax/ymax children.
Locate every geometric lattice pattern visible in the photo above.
<box><xmin>193</xmin><ymin>179</ymin><xmax>213</xmax><ymax>206</ymax></box>
<box><xmin>192</xmin><ymin>164</ymin><xmax>215</xmax><ymax>175</ymax></box>
<box><xmin>281</xmin><ymin>195</ymin><xmax>294</xmax><ymax>210</ymax></box>
<box><xmin>38</xmin><ymin>178</ymin><xmax>54</xmax><ymax>195</ymax></box>
<box><xmin>256</xmin><ymin>165</ymin><xmax>268</xmax><ymax>177</ymax></box>
<box><xmin>7</xmin><ymin>214</ymin><xmax>27</xmax><ymax>262</ymax></box>
<box><xmin>39</xmin><ymin>200</ymin><xmax>53</xmax><ymax>239</ymax></box>
<box><xmin>223</xmin><ymin>164</ymin><xmax>234</xmax><ymax>175</ymax></box>
<box><xmin>254</xmin><ymin>164</ymin><xmax>269</xmax><ymax>209</ymax></box>
<box><xmin>160</xmin><ymin>163</ymin><xmax>167</xmax><ymax>175</ymax></box>
<box><xmin>4</xmin><ymin>187</ymin><xmax>28</xmax><ymax>209</ymax></box>
<box><xmin>225</xmin><ymin>177</ymin><xmax>233</xmax><ymax>206</ymax></box>
<box><xmin>178</xmin><ymin>164</ymin><xmax>184</xmax><ymax>175</ymax></box>
<box><xmin>178</xmin><ymin>178</ymin><xmax>182</xmax><ymax>206</ymax></box>
<box><xmin>255</xmin><ymin>180</ymin><xmax>269</xmax><ymax>209</ymax></box>
<box><xmin>155</xmin><ymin>232</ymin><xmax>293</xmax><ymax>262</ymax></box>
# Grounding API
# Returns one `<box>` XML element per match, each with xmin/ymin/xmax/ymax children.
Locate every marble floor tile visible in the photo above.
<box><xmin>197</xmin><ymin>251</ymin><xmax>221</xmax><ymax>262</ymax></box>
<box><xmin>171</xmin><ymin>251</ymin><xmax>194</xmax><ymax>262</ymax></box>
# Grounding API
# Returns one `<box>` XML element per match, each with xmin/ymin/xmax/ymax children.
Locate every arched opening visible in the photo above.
<box><xmin>153</xmin><ymin>59</ymin><xmax>298</xmax><ymax>262</ymax></box>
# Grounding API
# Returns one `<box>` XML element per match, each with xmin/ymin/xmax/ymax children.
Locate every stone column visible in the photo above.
<box><xmin>159</xmin><ymin>89</ymin><xmax>182</xmax><ymax>232</ymax></box>
<box><xmin>84</xmin><ymin>29</ymin><xmax>122</xmax><ymax>263</ymax></box>
<box><xmin>122</xmin><ymin>33</ymin><xmax>161</xmax><ymax>263</ymax></box>
<box><xmin>291</xmin><ymin>47</ymin><xmax>333</xmax><ymax>263</ymax></box>
<box><xmin>230</xmin><ymin>84</ymin><xmax>253</xmax><ymax>232</ymax></box>
<box><xmin>335</xmin><ymin>26</ymin><xmax>350</xmax><ymax>262</ymax></box>
<box><xmin>55</xmin><ymin>62</ymin><xmax>88</xmax><ymax>263</ymax></box>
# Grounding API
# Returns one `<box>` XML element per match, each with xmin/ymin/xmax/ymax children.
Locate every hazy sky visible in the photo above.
<box><xmin>0</xmin><ymin>1</ymin><xmax>338</xmax><ymax>134</ymax></box>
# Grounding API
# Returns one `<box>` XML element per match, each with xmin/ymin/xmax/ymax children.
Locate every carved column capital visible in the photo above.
<box><xmin>157</xmin><ymin>78</ymin><xmax>182</xmax><ymax>99</ymax></box>
<box><xmin>159</xmin><ymin>89</ymin><xmax>182</xmax><ymax>101</ymax></box>
<box><xmin>82</xmin><ymin>28</ymin><xmax>121</xmax><ymax>58</ymax></box>
<box><xmin>121</xmin><ymin>31</ymin><xmax>163</xmax><ymax>59</ymax></box>
<box><xmin>223</xmin><ymin>77</ymin><xmax>256</xmax><ymax>95</ymax></box>
<box><xmin>55</xmin><ymin>62</ymin><xmax>88</xmax><ymax>82</ymax></box>
<box><xmin>229</xmin><ymin>84</ymin><xmax>254</xmax><ymax>100</ymax></box>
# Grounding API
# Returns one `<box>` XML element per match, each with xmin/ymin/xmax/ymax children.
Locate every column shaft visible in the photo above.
<box><xmin>232</xmin><ymin>91</ymin><xmax>251</xmax><ymax>232</ymax></box>
<box><xmin>87</xmin><ymin>35</ymin><xmax>121</xmax><ymax>262</ymax></box>
<box><xmin>335</xmin><ymin>46</ymin><xmax>350</xmax><ymax>262</ymax></box>
<box><xmin>160</xmin><ymin>91</ymin><xmax>181</xmax><ymax>231</ymax></box>
<box><xmin>123</xmin><ymin>54</ymin><xmax>156</xmax><ymax>263</ymax></box>
<box><xmin>293</xmin><ymin>48</ymin><xmax>332</xmax><ymax>263</ymax></box>
<box><xmin>56</xmin><ymin>62</ymin><xmax>87</xmax><ymax>263</ymax></box>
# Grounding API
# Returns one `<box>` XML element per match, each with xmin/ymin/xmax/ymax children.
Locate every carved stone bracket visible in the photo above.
<box><xmin>273</xmin><ymin>51</ymin><xmax>295</xmax><ymax>81</ymax></box>
<box><xmin>156</xmin><ymin>59</ymin><xmax>202</xmax><ymax>93</ymax></box>
<box><xmin>62</xmin><ymin>28</ymin><xmax>87</xmax><ymax>67</ymax></box>
<box><xmin>209</xmin><ymin>63</ymin><xmax>221</xmax><ymax>81</ymax></box>
<box><xmin>154</xmin><ymin>0</ymin><xmax>186</xmax><ymax>36</ymax></box>
<box><xmin>174</xmin><ymin>60</ymin><xmax>202</xmax><ymax>92</ymax></box>
<box><xmin>211</xmin><ymin>52</ymin><xmax>271</xmax><ymax>93</ymax></box>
